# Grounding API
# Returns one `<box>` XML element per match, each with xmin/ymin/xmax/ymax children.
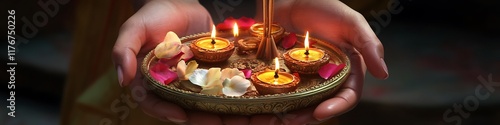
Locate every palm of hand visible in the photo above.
<box><xmin>262</xmin><ymin>0</ymin><xmax>388</xmax><ymax>124</ymax></box>
<box><xmin>112</xmin><ymin>0</ymin><xmax>213</xmax><ymax>123</ymax></box>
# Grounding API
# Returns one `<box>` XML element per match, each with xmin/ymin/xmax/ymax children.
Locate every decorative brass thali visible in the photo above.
<box><xmin>141</xmin><ymin>32</ymin><xmax>350</xmax><ymax>115</ymax></box>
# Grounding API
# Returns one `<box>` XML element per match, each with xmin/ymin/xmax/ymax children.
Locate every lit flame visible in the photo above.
<box><xmin>274</xmin><ymin>57</ymin><xmax>279</xmax><ymax>85</ymax></box>
<box><xmin>274</xmin><ymin>57</ymin><xmax>279</xmax><ymax>72</ymax></box>
<box><xmin>233</xmin><ymin>23</ymin><xmax>239</xmax><ymax>37</ymax></box>
<box><xmin>211</xmin><ymin>25</ymin><xmax>216</xmax><ymax>39</ymax></box>
<box><xmin>304</xmin><ymin>31</ymin><xmax>309</xmax><ymax>50</ymax></box>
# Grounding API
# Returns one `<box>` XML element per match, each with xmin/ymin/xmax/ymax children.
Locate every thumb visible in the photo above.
<box><xmin>112</xmin><ymin>20</ymin><xmax>146</xmax><ymax>87</ymax></box>
<box><xmin>348</xmin><ymin>15</ymin><xmax>389</xmax><ymax>79</ymax></box>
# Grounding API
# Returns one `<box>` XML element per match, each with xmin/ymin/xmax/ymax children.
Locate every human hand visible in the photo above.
<box><xmin>112</xmin><ymin>0</ymin><xmax>232</xmax><ymax>124</ymax></box>
<box><xmin>250</xmin><ymin>0</ymin><xmax>389</xmax><ymax>124</ymax></box>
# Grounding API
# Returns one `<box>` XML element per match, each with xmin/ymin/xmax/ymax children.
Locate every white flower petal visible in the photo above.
<box><xmin>222</xmin><ymin>76</ymin><xmax>251</xmax><ymax>96</ymax></box>
<box><xmin>189</xmin><ymin>69</ymin><xmax>208</xmax><ymax>86</ymax></box>
<box><xmin>221</xmin><ymin>68</ymin><xmax>245</xmax><ymax>80</ymax></box>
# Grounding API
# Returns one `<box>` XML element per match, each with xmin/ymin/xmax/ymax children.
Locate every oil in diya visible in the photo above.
<box><xmin>190</xmin><ymin>25</ymin><xmax>235</xmax><ymax>62</ymax></box>
<box><xmin>283</xmin><ymin>31</ymin><xmax>330</xmax><ymax>74</ymax></box>
<box><xmin>251</xmin><ymin>58</ymin><xmax>300</xmax><ymax>95</ymax></box>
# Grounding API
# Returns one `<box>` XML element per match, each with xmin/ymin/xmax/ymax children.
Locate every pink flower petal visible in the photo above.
<box><xmin>241</xmin><ymin>69</ymin><xmax>252</xmax><ymax>79</ymax></box>
<box><xmin>318</xmin><ymin>63</ymin><xmax>346</xmax><ymax>79</ymax></box>
<box><xmin>150</xmin><ymin>62</ymin><xmax>178</xmax><ymax>85</ymax></box>
<box><xmin>282</xmin><ymin>32</ymin><xmax>297</xmax><ymax>49</ymax></box>
<box><xmin>158</xmin><ymin>52</ymin><xmax>184</xmax><ymax>66</ymax></box>
<box><xmin>180</xmin><ymin>45</ymin><xmax>193</xmax><ymax>60</ymax></box>
<box><xmin>237</xmin><ymin>16</ymin><xmax>255</xmax><ymax>30</ymax></box>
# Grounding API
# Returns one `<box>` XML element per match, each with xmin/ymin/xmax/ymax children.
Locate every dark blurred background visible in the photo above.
<box><xmin>2</xmin><ymin>0</ymin><xmax>500</xmax><ymax>125</ymax></box>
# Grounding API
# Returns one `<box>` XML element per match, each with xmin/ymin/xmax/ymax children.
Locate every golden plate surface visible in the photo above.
<box><xmin>141</xmin><ymin>32</ymin><xmax>350</xmax><ymax>115</ymax></box>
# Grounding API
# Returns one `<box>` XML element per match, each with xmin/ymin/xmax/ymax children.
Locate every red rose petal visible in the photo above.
<box><xmin>216</xmin><ymin>17</ymin><xmax>236</xmax><ymax>30</ymax></box>
<box><xmin>318</xmin><ymin>63</ymin><xmax>346</xmax><ymax>79</ymax></box>
<box><xmin>241</xmin><ymin>69</ymin><xmax>252</xmax><ymax>79</ymax></box>
<box><xmin>293</xmin><ymin>73</ymin><xmax>300</xmax><ymax>78</ymax></box>
<box><xmin>237</xmin><ymin>16</ymin><xmax>255</xmax><ymax>30</ymax></box>
<box><xmin>216</xmin><ymin>17</ymin><xmax>255</xmax><ymax>30</ymax></box>
<box><xmin>158</xmin><ymin>52</ymin><xmax>184</xmax><ymax>66</ymax></box>
<box><xmin>149</xmin><ymin>62</ymin><xmax>178</xmax><ymax>85</ymax></box>
<box><xmin>282</xmin><ymin>32</ymin><xmax>297</xmax><ymax>49</ymax></box>
<box><xmin>216</xmin><ymin>22</ymin><xmax>232</xmax><ymax>30</ymax></box>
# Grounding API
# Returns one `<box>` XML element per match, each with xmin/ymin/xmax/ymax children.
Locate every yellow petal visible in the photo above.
<box><xmin>164</xmin><ymin>31</ymin><xmax>181</xmax><ymax>44</ymax></box>
<box><xmin>185</xmin><ymin>60</ymin><xmax>199</xmax><ymax>77</ymax></box>
<box><xmin>205</xmin><ymin>68</ymin><xmax>222</xmax><ymax>87</ymax></box>
<box><xmin>176</xmin><ymin>60</ymin><xmax>188</xmax><ymax>80</ymax></box>
<box><xmin>201</xmin><ymin>79</ymin><xmax>223</xmax><ymax>95</ymax></box>
<box><xmin>154</xmin><ymin>31</ymin><xmax>182</xmax><ymax>59</ymax></box>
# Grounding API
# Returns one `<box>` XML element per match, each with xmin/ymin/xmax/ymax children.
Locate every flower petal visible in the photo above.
<box><xmin>216</xmin><ymin>17</ymin><xmax>255</xmax><ymax>30</ymax></box>
<box><xmin>216</xmin><ymin>17</ymin><xmax>236</xmax><ymax>30</ymax></box>
<box><xmin>206</xmin><ymin>68</ymin><xmax>222</xmax><ymax>87</ymax></box>
<box><xmin>150</xmin><ymin>62</ymin><xmax>177</xmax><ymax>85</ymax></box>
<box><xmin>176</xmin><ymin>60</ymin><xmax>188</xmax><ymax>80</ymax></box>
<box><xmin>221</xmin><ymin>68</ymin><xmax>245</xmax><ymax>80</ymax></box>
<box><xmin>282</xmin><ymin>32</ymin><xmax>297</xmax><ymax>49</ymax></box>
<box><xmin>189</xmin><ymin>69</ymin><xmax>208</xmax><ymax>86</ymax></box>
<box><xmin>201</xmin><ymin>79</ymin><xmax>223</xmax><ymax>95</ymax></box>
<box><xmin>237</xmin><ymin>16</ymin><xmax>255</xmax><ymax>30</ymax></box>
<box><xmin>180</xmin><ymin>44</ymin><xmax>193</xmax><ymax>60</ymax></box>
<box><xmin>185</xmin><ymin>60</ymin><xmax>199</xmax><ymax>76</ymax></box>
<box><xmin>158</xmin><ymin>52</ymin><xmax>184</xmax><ymax>66</ymax></box>
<box><xmin>164</xmin><ymin>31</ymin><xmax>182</xmax><ymax>44</ymax></box>
<box><xmin>293</xmin><ymin>73</ymin><xmax>300</xmax><ymax>78</ymax></box>
<box><xmin>154</xmin><ymin>32</ymin><xmax>182</xmax><ymax>59</ymax></box>
<box><xmin>318</xmin><ymin>63</ymin><xmax>346</xmax><ymax>79</ymax></box>
<box><xmin>222</xmin><ymin>76</ymin><xmax>251</xmax><ymax>96</ymax></box>
<box><xmin>241</xmin><ymin>69</ymin><xmax>252</xmax><ymax>79</ymax></box>
<box><xmin>202</xmin><ymin>68</ymin><xmax>223</xmax><ymax>95</ymax></box>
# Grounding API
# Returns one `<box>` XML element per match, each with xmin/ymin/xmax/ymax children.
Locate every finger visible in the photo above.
<box><xmin>186</xmin><ymin>111</ymin><xmax>222</xmax><ymax>125</ymax></box>
<box><xmin>130</xmin><ymin>75</ymin><xmax>188</xmax><ymax>123</ymax></box>
<box><xmin>138</xmin><ymin>93</ymin><xmax>188</xmax><ymax>123</ymax></box>
<box><xmin>221</xmin><ymin>115</ymin><xmax>250</xmax><ymax>125</ymax></box>
<box><xmin>313</xmin><ymin>48</ymin><xmax>366</xmax><ymax>121</ymax></box>
<box><xmin>349</xmin><ymin>14</ymin><xmax>389</xmax><ymax>79</ymax></box>
<box><xmin>112</xmin><ymin>19</ymin><xmax>146</xmax><ymax>87</ymax></box>
<box><xmin>285</xmin><ymin>107</ymin><xmax>320</xmax><ymax>125</ymax></box>
<box><xmin>250</xmin><ymin>114</ymin><xmax>282</xmax><ymax>125</ymax></box>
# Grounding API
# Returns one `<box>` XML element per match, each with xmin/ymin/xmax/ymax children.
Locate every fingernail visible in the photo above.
<box><xmin>167</xmin><ymin>117</ymin><xmax>186</xmax><ymax>123</ymax></box>
<box><xmin>116</xmin><ymin>66</ymin><xmax>124</xmax><ymax>87</ymax></box>
<box><xmin>380</xmin><ymin>58</ymin><xmax>389</xmax><ymax>79</ymax></box>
